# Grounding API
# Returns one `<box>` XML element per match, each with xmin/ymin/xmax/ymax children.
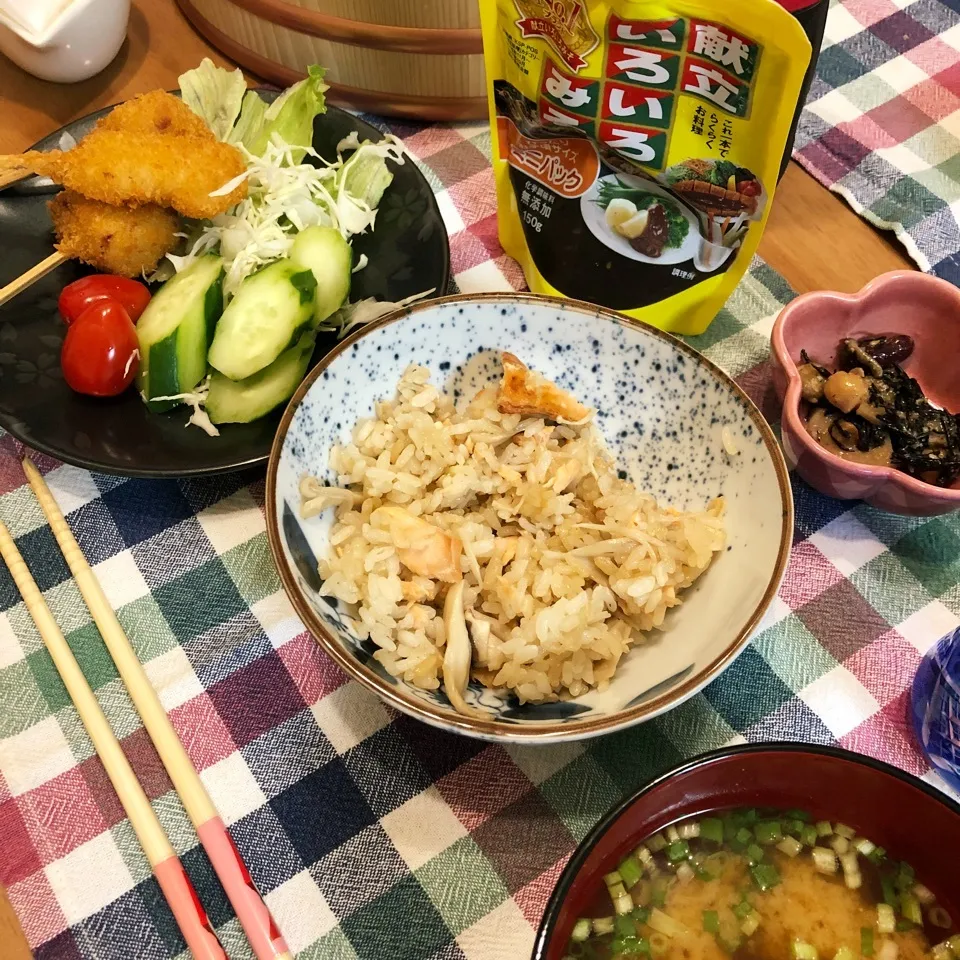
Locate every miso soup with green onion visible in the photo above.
<box><xmin>566</xmin><ymin>809</ymin><xmax>957</xmax><ymax>960</ymax></box>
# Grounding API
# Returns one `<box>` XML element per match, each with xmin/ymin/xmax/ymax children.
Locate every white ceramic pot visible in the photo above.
<box><xmin>0</xmin><ymin>0</ymin><xmax>130</xmax><ymax>83</ymax></box>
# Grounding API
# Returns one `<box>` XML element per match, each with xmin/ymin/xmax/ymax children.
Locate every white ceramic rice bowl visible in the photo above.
<box><xmin>266</xmin><ymin>294</ymin><xmax>792</xmax><ymax>743</ymax></box>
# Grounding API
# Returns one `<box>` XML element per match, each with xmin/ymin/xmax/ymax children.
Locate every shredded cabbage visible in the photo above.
<box><xmin>164</xmin><ymin>135</ymin><xmax>405</xmax><ymax>300</ymax></box>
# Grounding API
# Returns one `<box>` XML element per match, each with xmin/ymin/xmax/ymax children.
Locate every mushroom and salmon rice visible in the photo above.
<box><xmin>300</xmin><ymin>353</ymin><xmax>727</xmax><ymax>714</ymax></box>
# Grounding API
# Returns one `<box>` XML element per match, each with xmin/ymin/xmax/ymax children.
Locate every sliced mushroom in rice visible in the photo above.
<box><xmin>442</xmin><ymin>581</ymin><xmax>487</xmax><ymax>719</ymax></box>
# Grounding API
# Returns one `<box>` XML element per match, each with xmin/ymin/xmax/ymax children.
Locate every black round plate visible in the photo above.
<box><xmin>0</xmin><ymin>99</ymin><xmax>450</xmax><ymax>477</ymax></box>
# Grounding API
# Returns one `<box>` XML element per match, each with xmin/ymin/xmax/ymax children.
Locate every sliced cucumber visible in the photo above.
<box><xmin>137</xmin><ymin>254</ymin><xmax>223</xmax><ymax>412</ymax></box>
<box><xmin>289</xmin><ymin>226</ymin><xmax>352</xmax><ymax>323</ymax></box>
<box><xmin>208</xmin><ymin>260</ymin><xmax>317</xmax><ymax>381</ymax></box>
<box><xmin>206</xmin><ymin>333</ymin><xmax>315</xmax><ymax>424</ymax></box>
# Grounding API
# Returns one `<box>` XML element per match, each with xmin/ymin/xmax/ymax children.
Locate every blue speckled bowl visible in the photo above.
<box><xmin>265</xmin><ymin>294</ymin><xmax>793</xmax><ymax>743</ymax></box>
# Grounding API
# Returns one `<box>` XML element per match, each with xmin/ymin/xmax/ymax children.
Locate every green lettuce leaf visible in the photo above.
<box><xmin>178</xmin><ymin>58</ymin><xmax>247</xmax><ymax>141</ymax></box>
<box><xmin>228</xmin><ymin>90</ymin><xmax>268</xmax><ymax>148</ymax></box>
<box><xmin>241</xmin><ymin>65</ymin><xmax>328</xmax><ymax>161</ymax></box>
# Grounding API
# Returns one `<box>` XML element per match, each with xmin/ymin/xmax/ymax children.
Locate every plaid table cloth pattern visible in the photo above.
<box><xmin>794</xmin><ymin>0</ymin><xmax>960</xmax><ymax>282</ymax></box>
<box><xmin>1</xmin><ymin>119</ymin><xmax>959</xmax><ymax>960</ymax></box>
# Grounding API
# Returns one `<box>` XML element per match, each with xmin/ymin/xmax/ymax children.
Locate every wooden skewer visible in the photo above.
<box><xmin>0</xmin><ymin>523</ymin><xmax>228</xmax><ymax>960</ymax></box>
<box><xmin>0</xmin><ymin>251</ymin><xmax>66</xmax><ymax>309</ymax></box>
<box><xmin>0</xmin><ymin>168</ymin><xmax>28</xmax><ymax>191</ymax></box>
<box><xmin>22</xmin><ymin>458</ymin><xmax>294</xmax><ymax>960</ymax></box>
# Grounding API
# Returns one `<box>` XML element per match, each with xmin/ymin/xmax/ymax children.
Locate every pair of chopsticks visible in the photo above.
<box><xmin>1</xmin><ymin>459</ymin><xmax>292</xmax><ymax>960</ymax></box>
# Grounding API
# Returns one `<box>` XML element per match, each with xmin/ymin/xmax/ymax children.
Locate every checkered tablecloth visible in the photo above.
<box><xmin>1</xmin><ymin>118</ymin><xmax>958</xmax><ymax>960</ymax></box>
<box><xmin>795</xmin><ymin>0</ymin><xmax>960</xmax><ymax>282</ymax></box>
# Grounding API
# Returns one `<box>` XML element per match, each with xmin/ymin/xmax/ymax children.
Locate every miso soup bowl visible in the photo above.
<box><xmin>771</xmin><ymin>271</ymin><xmax>960</xmax><ymax>516</ymax></box>
<box><xmin>534</xmin><ymin>743</ymin><xmax>960</xmax><ymax>959</ymax></box>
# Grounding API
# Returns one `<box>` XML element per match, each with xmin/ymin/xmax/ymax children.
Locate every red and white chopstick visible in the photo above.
<box><xmin>0</xmin><ymin>524</ymin><xmax>227</xmax><ymax>960</ymax></box>
<box><xmin>22</xmin><ymin>459</ymin><xmax>293</xmax><ymax>960</ymax></box>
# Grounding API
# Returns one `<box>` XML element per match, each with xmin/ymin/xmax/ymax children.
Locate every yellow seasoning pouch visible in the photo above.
<box><xmin>478</xmin><ymin>0</ymin><xmax>812</xmax><ymax>335</ymax></box>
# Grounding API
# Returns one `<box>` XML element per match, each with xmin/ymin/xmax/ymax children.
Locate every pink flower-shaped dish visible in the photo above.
<box><xmin>771</xmin><ymin>271</ymin><xmax>960</xmax><ymax>516</ymax></box>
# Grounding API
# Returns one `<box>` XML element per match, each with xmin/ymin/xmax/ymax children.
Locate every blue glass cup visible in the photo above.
<box><xmin>912</xmin><ymin>626</ymin><xmax>960</xmax><ymax>794</ymax></box>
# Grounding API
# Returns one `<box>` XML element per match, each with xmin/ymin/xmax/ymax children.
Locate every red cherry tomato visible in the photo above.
<box><xmin>739</xmin><ymin>181</ymin><xmax>762</xmax><ymax>198</ymax></box>
<box><xmin>58</xmin><ymin>275</ymin><xmax>151</xmax><ymax>325</ymax></box>
<box><xmin>61</xmin><ymin>300</ymin><xmax>140</xmax><ymax>397</ymax></box>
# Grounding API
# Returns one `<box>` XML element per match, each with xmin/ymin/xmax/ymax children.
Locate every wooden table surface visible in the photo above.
<box><xmin>0</xmin><ymin>1</ymin><xmax>914</xmax><ymax>956</ymax></box>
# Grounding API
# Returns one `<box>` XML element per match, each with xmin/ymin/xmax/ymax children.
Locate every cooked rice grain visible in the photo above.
<box><xmin>306</xmin><ymin>364</ymin><xmax>726</xmax><ymax>704</ymax></box>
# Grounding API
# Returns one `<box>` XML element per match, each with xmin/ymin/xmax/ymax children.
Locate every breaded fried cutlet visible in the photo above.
<box><xmin>49</xmin><ymin>191</ymin><xmax>180</xmax><ymax>277</ymax></box>
<box><xmin>1</xmin><ymin>129</ymin><xmax>247</xmax><ymax>219</ymax></box>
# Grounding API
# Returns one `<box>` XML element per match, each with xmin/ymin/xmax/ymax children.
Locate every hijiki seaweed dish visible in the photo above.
<box><xmin>798</xmin><ymin>335</ymin><xmax>960</xmax><ymax>488</ymax></box>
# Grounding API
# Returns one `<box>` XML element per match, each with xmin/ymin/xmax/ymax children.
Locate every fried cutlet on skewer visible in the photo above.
<box><xmin>0</xmin><ymin>129</ymin><xmax>247</xmax><ymax>220</ymax></box>
<box><xmin>48</xmin><ymin>191</ymin><xmax>181</xmax><ymax>277</ymax></box>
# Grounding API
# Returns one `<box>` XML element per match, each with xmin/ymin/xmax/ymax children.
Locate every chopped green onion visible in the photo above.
<box><xmin>801</xmin><ymin>825</ymin><xmax>819</xmax><ymax>847</ymax></box>
<box><xmin>876</xmin><ymin>903</ymin><xmax>895</xmax><ymax>935</ymax></box>
<box><xmin>786</xmin><ymin>818</ymin><xmax>806</xmax><ymax>837</ymax></box>
<box><xmin>929</xmin><ymin>906</ymin><xmax>953</xmax><ymax>930</ymax></box>
<box><xmin>792</xmin><ymin>940</ymin><xmax>818</xmax><ymax>960</ymax></box>
<box><xmin>676</xmin><ymin>862</ymin><xmax>695</xmax><ymax>884</ymax></box>
<box><xmin>894</xmin><ymin>920</ymin><xmax>914</xmax><ymax>933</ymax></box>
<box><xmin>648</xmin><ymin>908</ymin><xmax>688</xmax><ymax>939</ymax></box>
<box><xmin>834</xmin><ymin>947</ymin><xmax>855</xmax><ymax>960</ymax></box>
<box><xmin>740</xmin><ymin>912</ymin><xmax>761</xmax><ymax>937</ymax></box>
<box><xmin>736</xmin><ymin>827</ymin><xmax>753</xmax><ymax>845</ymax></box>
<box><xmin>615</xmin><ymin>891</ymin><xmax>634</xmax><ymax>916</ymax></box>
<box><xmin>900</xmin><ymin>892</ymin><xmax>922</xmax><ymax>926</ymax></box>
<box><xmin>834</xmin><ymin>823</ymin><xmax>856</xmax><ymax>840</ymax></box>
<box><xmin>840</xmin><ymin>851</ymin><xmax>861</xmax><ymax>890</ymax></box>
<box><xmin>665</xmin><ymin>825</ymin><xmax>680</xmax><ymax>843</ymax></box>
<box><xmin>895</xmin><ymin>862</ymin><xmax>915</xmax><ymax>891</ymax></box>
<box><xmin>593</xmin><ymin>916</ymin><xmax>615</xmax><ymax>936</ymax></box>
<box><xmin>861</xmin><ymin>927</ymin><xmax>874</xmax><ymax>957</ymax></box>
<box><xmin>877</xmin><ymin>939</ymin><xmax>899</xmax><ymax>960</ymax></box>
<box><xmin>880</xmin><ymin>876</ymin><xmax>897</xmax><ymax>907</ymax></box>
<box><xmin>866</xmin><ymin>846</ymin><xmax>886</xmax><ymax>866</ymax></box>
<box><xmin>636</xmin><ymin>846</ymin><xmax>655</xmax><ymax>869</ymax></box>
<box><xmin>700</xmin><ymin>818</ymin><xmax>724</xmax><ymax>844</ymax></box>
<box><xmin>666</xmin><ymin>840</ymin><xmax>690</xmax><ymax>863</ymax></box>
<box><xmin>651</xmin><ymin>879</ymin><xmax>668</xmax><ymax>909</ymax></box>
<box><xmin>718</xmin><ymin>936</ymin><xmax>742</xmax><ymax>955</ymax></box>
<box><xmin>611</xmin><ymin>936</ymin><xmax>642</xmax><ymax>957</ymax></box>
<box><xmin>632</xmin><ymin>907</ymin><xmax>650</xmax><ymax>924</ymax></box>
<box><xmin>816</xmin><ymin>821</ymin><xmax>833</xmax><ymax>837</ymax></box>
<box><xmin>619</xmin><ymin>857</ymin><xmax>644</xmax><ymax>889</ymax></box>
<box><xmin>733</xmin><ymin>900</ymin><xmax>754</xmax><ymax>920</ymax></box>
<box><xmin>647</xmin><ymin>833</ymin><xmax>667</xmax><ymax>853</ymax></box>
<box><xmin>755</xmin><ymin>821</ymin><xmax>783</xmax><ymax>845</ymax></box>
<box><xmin>746</xmin><ymin>843</ymin><xmax>765</xmax><ymax>865</ymax></box>
<box><xmin>608</xmin><ymin>881</ymin><xmax>628</xmax><ymax>901</ymax></box>
<box><xmin>604</xmin><ymin>871</ymin><xmax>623</xmax><ymax>889</ymax></box>
<box><xmin>785</xmin><ymin>808</ymin><xmax>811</xmax><ymax>822</ymax></box>
<box><xmin>616</xmin><ymin>915</ymin><xmax>637</xmax><ymax>939</ymax></box>
<box><xmin>702</xmin><ymin>910</ymin><xmax>720</xmax><ymax>934</ymax></box>
<box><xmin>930</xmin><ymin>944</ymin><xmax>953</xmax><ymax>960</ymax></box>
<box><xmin>913</xmin><ymin>882</ymin><xmax>935</xmax><ymax>906</ymax></box>
<box><xmin>678</xmin><ymin>821</ymin><xmax>700</xmax><ymax>840</ymax></box>
<box><xmin>777</xmin><ymin>836</ymin><xmax>803</xmax><ymax>858</ymax></box>
<box><xmin>649</xmin><ymin>933</ymin><xmax>669</xmax><ymax>956</ymax></box>
<box><xmin>742</xmin><ymin>809</ymin><xmax>758</xmax><ymax>823</ymax></box>
<box><xmin>571</xmin><ymin>919</ymin><xmax>592</xmax><ymax>942</ymax></box>
<box><xmin>853</xmin><ymin>837</ymin><xmax>876</xmax><ymax>857</ymax></box>
<box><xmin>750</xmin><ymin>862</ymin><xmax>781</xmax><ymax>892</ymax></box>
<box><xmin>812</xmin><ymin>847</ymin><xmax>838</xmax><ymax>874</ymax></box>
<box><xmin>830</xmin><ymin>835</ymin><xmax>851</xmax><ymax>856</ymax></box>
